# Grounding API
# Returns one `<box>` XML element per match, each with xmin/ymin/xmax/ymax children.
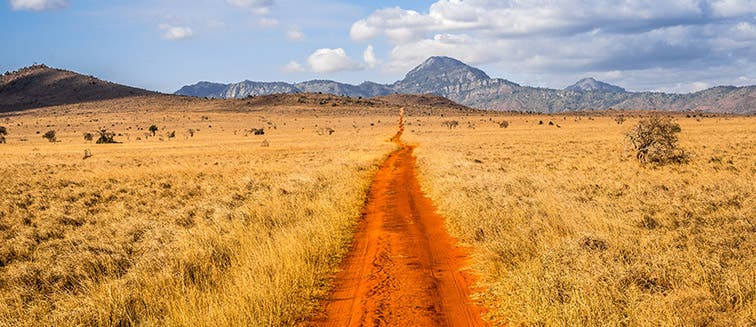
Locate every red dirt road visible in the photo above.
<box><xmin>311</xmin><ymin>111</ymin><xmax>486</xmax><ymax>326</ymax></box>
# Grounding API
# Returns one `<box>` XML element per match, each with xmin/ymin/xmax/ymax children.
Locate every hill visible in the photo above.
<box><xmin>0</xmin><ymin>64</ymin><xmax>157</xmax><ymax>112</ymax></box>
<box><xmin>177</xmin><ymin>57</ymin><xmax>756</xmax><ymax>114</ymax></box>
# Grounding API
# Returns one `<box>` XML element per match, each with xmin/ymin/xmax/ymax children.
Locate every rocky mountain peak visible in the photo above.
<box><xmin>566</xmin><ymin>77</ymin><xmax>626</xmax><ymax>93</ymax></box>
<box><xmin>401</xmin><ymin>56</ymin><xmax>491</xmax><ymax>86</ymax></box>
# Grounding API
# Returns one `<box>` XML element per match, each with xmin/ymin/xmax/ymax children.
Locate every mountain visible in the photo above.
<box><xmin>175</xmin><ymin>57</ymin><xmax>756</xmax><ymax>114</ymax></box>
<box><xmin>566</xmin><ymin>78</ymin><xmax>626</xmax><ymax>93</ymax></box>
<box><xmin>0</xmin><ymin>64</ymin><xmax>156</xmax><ymax>112</ymax></box>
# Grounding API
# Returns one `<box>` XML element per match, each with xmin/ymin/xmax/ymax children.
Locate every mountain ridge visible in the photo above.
<box><xmin>1</xmin><ymin>64</ymin><xmax>157</xmax><ymax>112</ymax></box>
<box><xmin>176</xmin><ymin>56</ymin><xmax>755</xmax><ymax>114</ymax></box>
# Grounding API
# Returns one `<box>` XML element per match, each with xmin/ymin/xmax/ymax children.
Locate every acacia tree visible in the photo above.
<box><xmin>626</xmin><ymin>116</ymin><xmax>688</xmax><ymax>165</ymax></box>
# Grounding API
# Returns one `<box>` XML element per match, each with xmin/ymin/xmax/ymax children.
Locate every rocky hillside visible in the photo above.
<box><xmin>0</xmin><ymin>65</ymin><xmax>156</xmax><ymax>112</ymax></box>
<box><xmin>176</xmin><ymin>56</ymin><xmax>755</xmax><ymax>114</ymax></box>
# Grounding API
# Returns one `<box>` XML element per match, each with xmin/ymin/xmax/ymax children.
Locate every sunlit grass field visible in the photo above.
<box><xmin>1</xmin><ymin>99</ymin><xmax>753</xmax><ymax>326</ymax></box>
<box><xmin>405</xmin><ymin>114</ymin><xmax>755</xmax><ymax>326</ymax></box>
<box><xmin>0</xmin><ymin>101</ymin><xmax>397</xmax><ymax>326</ymax></box>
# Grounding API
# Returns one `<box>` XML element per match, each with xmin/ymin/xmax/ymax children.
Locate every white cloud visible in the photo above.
<box><xmin>286</xmin><ymin>27</ymin><xmax>305</xmax><ymax>41</ymax></box>
<box><xmin>307</xmin><ymin>48</ymin><xmax>362</xmax><ymax>73</ymax></box>
<box><xmin>227</xmin><ymin>0</ymin><xmax>274</xmax><ymax>15</ymax></box>
<box><xmin>655</xmin><ymin>81</ymin><xmax>711</xmax><ymax>93</ymax></box>
<box><xmin>159</xmin><ymin>24</ymin><xmax>194</xmax><ymax>40</ymax></box>
<box><xmin>283</xmin><ymin>61</ymin><xmax>304</xmax><ymax>73</ymax></box>
<box><xmin>258</xmin><ymin>17</ymin><xmax>279</xmax><ymax>27</ymax></box>
<box><xmin>363</xmin><ymin>45</ymin><xmax>379</xmax><ymax>68</ymax></box>
<box><xmin>350</xmin><ymin>1</ymin><xmax>756</xmax><ymax>90</ymax></box>
<box><xmin>9</xmin><ymin>0</ymin><xmax>67</xmax><ymax>11</ymax></box>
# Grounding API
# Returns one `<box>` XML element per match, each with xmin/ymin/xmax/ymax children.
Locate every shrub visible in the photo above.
<box><xmin>442</xmin><ymin>120</ymin><xmax>459</xmax><ymax>129</ymax></box>
<box><xmin>187</xmin><ymin>129</ymin><xmax>195</xmax><ymax>138</ymax></box>
<box><xmin>96</xmin><ymin>129</ymin><xmax>119</xmax><ymax>144</ymax></box>
<box><xmin>43</xmin><ymin>130</ymin><xmax>56</xmax><ymax>142</ymax></box>
<box><xmin>83</xmin><ymin>132</ymin><xmax>94</xmax><ymax>142</ymax></box>
<box><xmin>0</xmin><ymin>126</ymin><xmax>7</xmax><ymax>135</ymax></box>
<box><xmin>499</xmin><ymin>121</ymin><xmax>509</xmax><ymax>128</ymax></box>
<box><xmin>167</xmin><ymin>131</ymin><xmax>176</xmax><ymax>139</ymax></box>
<box><xmin>248</xmin><ymin>128</ymin><xmax>264</xmax><ymax>136</ymax></box>
<box><xmin>615</xmin><ymin>115</ymin><xmax>626</xmax><ymax>125</ymax></box>
<box><xmin>148</xmin><ymin>125</ymin><xmax>158</xmax><ymax>136</ymax></box>
<box><xmin>627</xmin><ymin>116</ymin><xmax>688</xmax><ymax>165</ymax></box>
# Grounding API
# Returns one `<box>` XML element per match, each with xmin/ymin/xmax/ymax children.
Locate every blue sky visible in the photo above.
<box><xmin>2</xmin><ymin>0</ymin><xmax>755</xmax><ymax>93</ymax></box>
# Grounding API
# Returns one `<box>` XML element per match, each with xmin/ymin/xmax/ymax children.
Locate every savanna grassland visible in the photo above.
<box><xmin>404</xmin><ymin>113</ymin><xmax>755</xmax><ymax>326</ymax></box>
<box><xmin>0</xmin><ymin>97</ymin><xmax>400</xmax><ymax>326</ymax></box>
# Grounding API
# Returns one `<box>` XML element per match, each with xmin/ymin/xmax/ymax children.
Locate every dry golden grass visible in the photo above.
<box><xmin>405</xmin><ymin>114</ymin><xmax>755</xmax><ymax>326</ymax></box>
<box><xmin>0</xmin><ymin>102</ymin><xmax>398</xmax><ymax>326</ymax></box>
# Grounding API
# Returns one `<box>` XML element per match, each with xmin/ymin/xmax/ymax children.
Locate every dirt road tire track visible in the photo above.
<box><xmin>310</xmin><ymin>110</ymin><xmax>486</xmax><ymax>326</ymax></box>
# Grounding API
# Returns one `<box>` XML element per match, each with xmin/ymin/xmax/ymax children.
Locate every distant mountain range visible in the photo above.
<box><xmin>177</xmin><ymin>56</ymin><xmax>755</xmax><ymax>114</ymax></box>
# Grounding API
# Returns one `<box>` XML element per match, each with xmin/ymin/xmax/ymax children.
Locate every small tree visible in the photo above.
<box><xmin>627</xmin><ymin>116</ymin><xmax>688</xmax><ymax>165</ymax></box>
<box><xmin>43</xmin><ymin>130</ymin><xmax>56</xmax><ymax>142</ymax></box>
<box><xmin>148</xmin><ymin>125</ymin><xmax>158</xmax><ymax>136</ymax></box>
<box><xmin>96</xmin><ymin>129</ymin><xmax>118</xmax><ymax>144</ymax></box>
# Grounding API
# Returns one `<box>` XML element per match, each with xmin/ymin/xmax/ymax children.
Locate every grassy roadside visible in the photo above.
<box><xmin>406</xmin><ymin>114</ymin><xmax>755</xmax><ymax>326</ymax></box>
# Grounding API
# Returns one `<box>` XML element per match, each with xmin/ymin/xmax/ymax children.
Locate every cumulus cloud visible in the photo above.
<box><xmin>307</xmin><ymin>48</ymin><xmax>362</xmax><ymax>73</ymax></box>
<box><xmin>227</xmin><ymin>0</ymin><xmax>274</xmax><ymax>15</ymax></box>
<box><xmin>283</xmin><ymin>61</ymin><xmax>304</xmax><ymax>73</ymax></box>
<box><xmin>363</xmin><ymin>45</ymin><xmax>378</xmax><ymax>68</ymax></box>
<box><xmin>286</xmin><ymin>27</ymin><xmax>305</xmax><ymax>41</ymax></box>
<box><xmin>9</xmin><ymin>0</ymin><xmax>67</xmax><ymax>11</ymax></box>
<box><xmin>351</xmin><ymin>0</ymin><xmax>756</xmax><ymax>90</ymax></box>
<box><xmin>159</xmin><ymin>24</ymin><xmax>194</xmax><ymax>40</ymax></box>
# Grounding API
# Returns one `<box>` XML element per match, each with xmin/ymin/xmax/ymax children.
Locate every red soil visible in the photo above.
<box><xmin>310</xmin><ymin>109</ymin><xmax>486</xmax><ymax>326</ymax></box>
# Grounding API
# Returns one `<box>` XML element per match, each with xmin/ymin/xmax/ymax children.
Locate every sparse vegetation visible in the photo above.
<box><xmin>0</xmin><ymin>108</ymin><xmax>397</xmax><ymax>326</ymax></box>
<box><xmin>498</xmin><ymin>121</ymin><xmax>509</xmax><ymax>128</ymax></box>
<box><xmin>627</xmin><ymin>116</ymin><xmax>688</xmax><ymax>165</ymax></box>
<box><xmin>615</xmin><ymin>115</ymin><xmax>626</xmax><ymax>124</ymax></box>
<box><xmin>149</xmin><ymin>124</ymin><xmax>158</xmax><ymax>136</ymax></box>
<box><xmin>43</xmin><ymin>130</ymin><xmax>56</xmax><ymax>142</ymax></box>
<box><xmin>95</xmin><ymin>129</ymin><xmax>118</xmax><ymax>144</ymax></box>
<box><xmin>83</xmin><ymin>132</ymin><xmax>94</xmax><ymax>142</ymax></box>
<box><xmin>406</xmin><ymin>114</ymin><xmax>754</xmax><ymax>326</ymax></box>
<box><xmin>442</xmin><ymin>120</ymin><xmax>459</xmax><ymax>129</ymax></box>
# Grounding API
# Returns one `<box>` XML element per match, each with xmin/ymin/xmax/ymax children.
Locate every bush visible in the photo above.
<box><xmin>83</xmin><ymin>132</ymin><xmax>94</xmax><ymax>142</ymax></box>
<box><xmin>615</xmin><ymin>115</ymin><xmax>626</xmax><ymax>125</ymax></box>
<box><xmin>0</xmin><ymin>126</ymin><xmax>7</xmax><ymax>135</ymax></box>
<box><xmin>442</xmin><ymin>120</ymin><xmax>459</xmax><ymax>129</ymax></box>
<box><xmin>148</xmin><ymin>125</ymin><xmax>158</xmax><ymax>136</ymax></box>
<box><xmin>167</xmin><ymin>131</ymin><xmax>176</xmax><ymax>139</ymax></box>
<box><xmin>43</xmin><ymin>130</ymin><xmax>56</xmax><ymax>142</ymax></box>
<box><xmin>499</xmin><ymin>121</ymin><xmax>509</xmax><ymax>128</ymax></box>
<box><xmin>96</xmin><ymin>129</ymin><xmax>119</xmax><ymax>144</ymax></box>
<box><xmin>627</xmin><ymin>116</ymin><xmax>688</xmax><ymax>165</ymax></box>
